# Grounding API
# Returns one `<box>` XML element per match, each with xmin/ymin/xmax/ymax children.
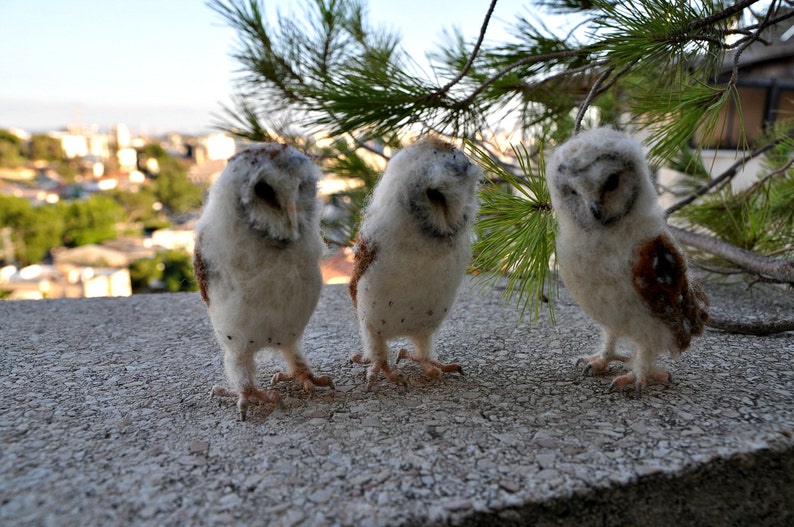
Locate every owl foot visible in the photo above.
<box><xmin>350</xmin><ymin>354</ymin><xmax>407</xmax><ymax>390</ymax></box>
<box><xmin>608</xmin><ymin>370</ymin><xmax>671</xmax><ymax>397</ymax></box>
<box><xmin>271</xmin><ymin>370</ymin><xmax>335</xmax><ymax>394</ymax></box>
<box><xmin>577</xmin><ymin>353</ymin><xmax>629</xmax><ymax>376</ymax></box>
<box><xmin>211</xmin><ymin>385</ymin><xmax>280</xmax><ymax>421</ymax></box>
<box><xmin>396</xmin><ymin>348</ymin><xmax>463</xmax><ymax>379</ymax></box>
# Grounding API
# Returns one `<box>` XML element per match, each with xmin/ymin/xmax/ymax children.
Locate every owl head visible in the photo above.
<box><xmin>546</xmin><ymin>128</ymin><xmax>658</xmax><ymax>230</ymax></box>
<box><xmin>216</xmin><ymin>143</ymin><xmax>320</xmax><ymax>245</ymax></box>
<box><xmin>370</xmin><ymin>137</ymin><xmax>481</xmax><ymax>239</ymax></box>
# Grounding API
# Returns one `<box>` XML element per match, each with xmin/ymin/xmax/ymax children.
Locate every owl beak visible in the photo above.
<box><xmin>286</xmin><ymin>201</ymin><xmax>300</xmax><ymax>240</ymax></box>
<box><xmin>589</xmin><ymin>201</ymin><xmax>603</xmax><ymax>222</ymax></box>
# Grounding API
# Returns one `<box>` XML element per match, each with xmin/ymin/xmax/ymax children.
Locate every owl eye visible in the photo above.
<box><xmin>254</xmin><ymin>180</ymin><xmax>280</xmax><ymax>209</ymax></box>
<box><xmin>603</xmin><ymin>172</ymin><xmax>620</xmax><ymax>192</ymax></box>
<box><xmin>561</xmin><ymin>185</ymin><xmax>577</xmax><ymax>197</ymax></box>
<box><xmin>426</xmin><ymin>188</ymin><xmax>447</xmax><ymax>207</ymax></box>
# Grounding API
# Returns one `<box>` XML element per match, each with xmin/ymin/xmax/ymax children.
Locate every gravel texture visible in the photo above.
<box><xmin>1</xmin><ymin>279</ymin><xmax>792</xmax><ymax>526</ymax></box>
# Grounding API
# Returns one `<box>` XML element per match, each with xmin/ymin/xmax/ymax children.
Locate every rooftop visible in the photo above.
<box><xmin>1</xmin><ymin>279</ymin><xmax>793</xmax><ymax>525</ymax></box>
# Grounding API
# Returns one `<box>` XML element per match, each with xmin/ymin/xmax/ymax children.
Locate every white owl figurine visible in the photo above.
<box><xmin>194</xmin><ymin>143</ymin><xmax>333</xmax><ymax>420</ymax></box>
<box><xmin>546</xmin><ymin>127</ymin><xmax>709</xmax><ymax>395</ymax></box>
<box><xmin>349</xmin><ymin>137</ymin><xmax>481</xmax><ymax>389</ymax></box>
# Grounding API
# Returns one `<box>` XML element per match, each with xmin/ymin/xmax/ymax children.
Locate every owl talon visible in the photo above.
<box><xmin>608</xmin><ymin>372</ymin><xmax>651</xmax><ymax>397</ymax></box>
<box><xmin>211</xmin><ymin>385</ymin><xmax>233</xmax><ymax>398</ymax></box>
<box><xmin>271</xmin><ymin>370</ymin><xmax>335</xmax><ymax>393</ymax></box>
<box><xmin>578</xmin><ymin>353</ymin><xmax>629</xmax><ymax>377</ymax></box>
<box><xmin>211</xmin><ymin>385</ymin><xmax>280</xmax><ymax>420</ymax></box>
<box><xmin>362</xmin><ymin>360</ymin><xmax>406</xmax><ymax>390</ymax></box>
<box><xmin>608</xmin><ymin>372</ymin><xmax>636</xmax><ymax>393</ymax></box>
<box><xmin>396</xmin><ymin>349</ymin><xmax>462</xmax><ymax>380</ymax></box>
<box><xmin>350</xmin><ymin>353</ymin><xmax>369</xmax><ymax>365</ymax></box>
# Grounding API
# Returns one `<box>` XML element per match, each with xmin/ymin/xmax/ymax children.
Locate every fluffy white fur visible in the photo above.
<box><xmin>194</xmin><ymin>143</ymin><xmax>331</xmax><ymax>420</ymax></box>
<box><xmin>350</xmin><ymin>137</ymin><xmax>481</xmax><ymax>387</ymax></box>
<box><xmin>546</xmin><ymin>127</ymin><xmax>707</xmax><ymax>394</ymax></box>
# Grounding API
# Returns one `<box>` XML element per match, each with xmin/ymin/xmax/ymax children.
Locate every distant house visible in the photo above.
<box><xmin>0</xmin><ymin>264</ymin><xmax>131</xmax><ymax>300</ymax></box>
<box><xmin>53</xmin><ymin>244</ymin><xmax>131</xmax><ymax>268</ymax></box>
<box><xmin>79</xmin><ymin>267</ymin><xmax>132</xmax><ymax>298</ymax></box>
<box><xmin>697</xmin><ymin>36</ymin><xmax>794</xmax><ymax>147</ymax></box>
<box><xmin>691</xmin><ymin>23</ymin><xmax>794</xmax><ymax>189</ymax></box>
<box><xmin>150</xmin><ymin>224</ymin><xmax>197</xmax><ymax>254</ymax></box>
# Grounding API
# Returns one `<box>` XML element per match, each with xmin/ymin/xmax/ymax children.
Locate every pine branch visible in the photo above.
<box><xmin>458</xmin><ymin>49</ymin><xmax>580</xmax><ymax>108</ymax></box>
<box><xmin>670</xmin><ymin>225</ymin><xmax>794</xmax><ymax>284</ymax></box>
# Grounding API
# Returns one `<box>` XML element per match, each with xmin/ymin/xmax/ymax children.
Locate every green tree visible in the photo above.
<box><xmin>160</xmin><ymin>250</ymin><xmax>198</xmax><ymax>292</ymax></box>
<box><xmin>0</xmin><ymin>130</ymin><xmax>25</xmax><ymax>168</ymax></box>
<box><xmin>139</xmin><ymin>143</ymin><xmax>204</xmax><ymax>214</ymax></box>
<box><xmin>211</xmin><ymin>0</ymin><xmax>794</xmax><ymax>331</ymax></box>
<box><xmin>63</xmin><ymin>195</ymin><xmax>123</xmax><ymax>247</ymax></box>
<box><xmin>152</xmin><ymin>166</ymin><xmax>204</xmax><ymax>214</ymax></box>
<box><xmin>24</xmin><ymin>205</ymin><xmax>66</xmax><ymax>264</ymax></box>
<box><xmin>0</xmin><ymin>195</ymin><xmax>34</xmax><ymax>264</ymax></box>
<box><xmin>129</xmin><ymin>250</ymin><xmax>197</xmax><ymax>293</ymax></box>
<box><xmin>110</xmin><ymin>188</ymin><xmax>170</xmax><ymax>231</ymax></box>
<box><xmin>129</xmin><ymin>257</ymin><xmax>160</xmax><ymax>292</ymax></box>
<box><xmin>28</xmin><ymin>134</ymin><xmax>63</xmax><ymax>162</ymax></box>
<box><xmin>0</xmin><ymin>196</ymin><xmax>65</xmax><ymax>265</ymax></box>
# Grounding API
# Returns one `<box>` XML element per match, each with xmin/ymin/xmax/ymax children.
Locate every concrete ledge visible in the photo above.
<box><xmin>1</xmin><ymin>280</ymin><xmax>793</xmax><ymax>526</ymax></box>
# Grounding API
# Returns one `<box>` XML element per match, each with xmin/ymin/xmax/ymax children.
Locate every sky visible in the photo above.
<box><xmin>0</xmin><ymin>0</ymin><xmax>530</xmax><ymax>136</ymax></box>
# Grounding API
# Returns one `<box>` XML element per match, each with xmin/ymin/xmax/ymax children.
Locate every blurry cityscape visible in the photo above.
<box><xmin>0</xmin><ymin>123</ymin><xmax>356</xmax><ymax>300</ymax></box>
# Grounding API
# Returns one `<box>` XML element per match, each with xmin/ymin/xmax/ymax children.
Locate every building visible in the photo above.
<box><xmin>0</xmin><ymin>263</ymin><xmax>132</xmax><ymax>300</ymax></box>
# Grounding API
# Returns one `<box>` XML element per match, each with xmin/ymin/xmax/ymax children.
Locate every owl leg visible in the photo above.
<box><xmin>609</xmin><ymin>346</ymin><xmax>670</xmax><ymax>396</ymax></box>
<box><xmin>577</xmin><ymin>329</ymin><xmax>629</xmax><ymax>376</ymax></box>
<box><xmin>350</xmin><ymin>326</ymin><xmax>406</xmax><ymax>390</ymax></box>
<box><xmin>271</xmin><ymin>343</ymin><xmax>334</xmax><ymax>394</ymax></box>
<box><xmin>211</xmin><ymin>348</ymin><xmax>279</xmax><ymax>421</ymax></box>
<box><xmin>396</xmin><ymin>333</ymin><xmax>463</xmax><ymax>379</ymax></box>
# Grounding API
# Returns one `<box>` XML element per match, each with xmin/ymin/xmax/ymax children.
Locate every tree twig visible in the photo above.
<box><xmin>670</xmin><ymin>225</ymin><xmax>794</xmax><ymax>284</ymax></box>
<box><xmin>726</xmin><ymin>0</ymin><xmax>779</xmax><ymax>85</ymax></box>
<box><xmin>686</xmin><ymin>0</ymin><xmax>762</xmax><ymax>33</ymax></box>
<box><xmin>573</xmin><ymin>66</ymin><xmax>613</xmax><ymax>134</ymax></box>
<box><xmin>707</xmin><ymin>312</ymin><xmax>794</xmax><ymax>335</ymax></box>
<box><xmin>418</xmin><ymin>0</ymin><xmax>498</xmax><ymax>103</ymax></box>
<box><xmin>458</xmin><ymin>49</ymin><xmax>581</xmax><ymax>108</ymax></box>
<box><xmin>665</xmin><ymin>140</ymin><xmax>782</xmax><ymax>215</ymax></box>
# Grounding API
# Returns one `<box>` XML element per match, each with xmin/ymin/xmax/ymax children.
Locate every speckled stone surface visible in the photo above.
<box><xmin>1</xmin><ymin>280</ymin><xmax>792</xmax><ymax>526</ymax></box>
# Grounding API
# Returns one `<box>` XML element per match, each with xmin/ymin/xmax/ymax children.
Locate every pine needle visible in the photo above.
<box><xmin>467</xmin><ymin>141</ymin><xmax>558</xmax><ymax>322</ymax></box>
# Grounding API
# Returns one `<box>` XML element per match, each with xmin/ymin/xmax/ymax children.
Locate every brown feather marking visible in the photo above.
<box><xmin>424</xmin><ymin>135</ymin><xmax>455</xmax><ymax>152</ymax></box>
<box><xmin>348</xmin><ymin>236</ymin><xmax>378</xmax><ymax>308</ymax></box>
<box><xmin>193</xmin><ymin>233</ymin><xmax>211</xmax><ymax>305</ymax></box>
<box><xmin>632</xmin><ymin>234</ymin><xmax>710</xmax><ymax>351</ymax></box>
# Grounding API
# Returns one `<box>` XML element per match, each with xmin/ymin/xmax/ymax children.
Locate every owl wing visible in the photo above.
<box><xmin>632</xmin><ymin>234</ymin><xmax>710</xmax><ymax>351</ymax></box>
<box><xmin>193</xmin><ymin>233</ymin><xmax>211</xmax><ymax>305</ymax></box>
<box><xmin>348</xmin><ymin>236</ymin><xmax>378</xmax><ymax>308</ymax></box>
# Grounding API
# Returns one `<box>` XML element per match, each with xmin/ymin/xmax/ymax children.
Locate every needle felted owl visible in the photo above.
<box><xmin>349</xmin><ymin>137</ymin><xmax>481</xmax><ymax>389</ymax></box>
<box><xmin>193</xmin><ymin>143</ymin><xmax>333</xmax><ymax>420</ymax></box>
<box><xmin>546</xmin><ymin>127</ymin><xmax>709</xmax><ymax>395</ymax></box>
